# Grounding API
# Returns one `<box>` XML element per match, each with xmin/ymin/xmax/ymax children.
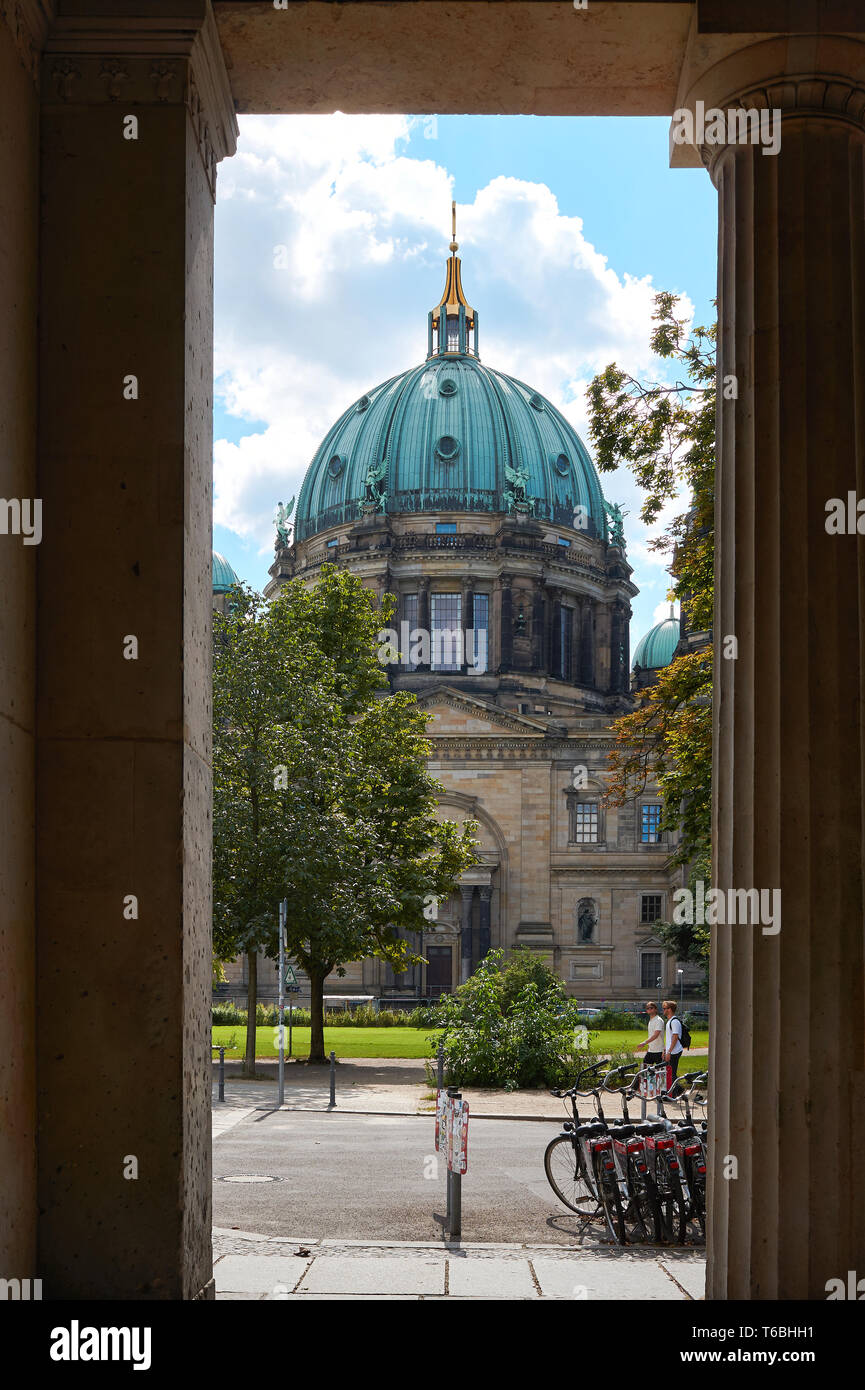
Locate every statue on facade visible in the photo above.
<box><xmin>274</xmin><ymin>496</ymin><xmax>295</xmax><ymax>550</ymax></box>
<box><xmin>577</xmin><ymin>897</ymin><xmax>597</xmax><ymax>944</ymax></box>
<box><xmin>603</xmin><ymin>500</ymin><xmax>627</xmax><ymax>551</ymax></box>
<box><xmin>363</xmin><ymin>457</ymin><xmax>388</xmax><ymax>511</ymax></box>
<box><xmin>504</xmin><ymin>460</ymin><xmax>532</xmax><ymax>513</ymax></box>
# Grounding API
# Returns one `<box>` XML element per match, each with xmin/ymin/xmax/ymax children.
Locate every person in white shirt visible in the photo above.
<box><xmin>662</xmin><ymin>999</ymin><xmax>684</xmax><ymax>1097</ymax></box>
<box><xmin>634</xmin><ymin>1001</ymin><xmax>664</xmax><ymax>1066</ymax></box>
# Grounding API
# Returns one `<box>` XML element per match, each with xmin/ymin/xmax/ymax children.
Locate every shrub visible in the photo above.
<box><xmin>425</xmin><ymin>948</ymin><xmax>590</xmax><ymax>1090</ymax></box>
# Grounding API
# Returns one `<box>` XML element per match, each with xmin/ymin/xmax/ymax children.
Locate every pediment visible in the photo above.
<box><xmin>416</xmin><ymin>686</ymin><xmax>548</xmax><ymax>737</ymax></box>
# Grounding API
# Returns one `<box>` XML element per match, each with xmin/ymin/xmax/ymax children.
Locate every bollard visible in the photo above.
<box><xmin>445</xmin><ymin>1086</ymin><xmax>462</xmax><ymax>1242</ymax></box>
<box><xmin>219</xmin><ymin>1047</ymin><xmax>225</xmax><ymax>1103</ymax></box>
<box><xmin>329</xmin><ymin>1050</ymin><xmax>336</xmax><ymax>1108</ymax></box>
<box><xmin>436</xmin><ymin>1043</ymin><xmax>444</xmax><ymax>1092</ymax></box>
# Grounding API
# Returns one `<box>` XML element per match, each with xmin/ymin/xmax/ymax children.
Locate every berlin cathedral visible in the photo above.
<box><xmin>215</xmin><ymin>218</ymin><xmax>698</xmax><ymax>1009</ymax></box>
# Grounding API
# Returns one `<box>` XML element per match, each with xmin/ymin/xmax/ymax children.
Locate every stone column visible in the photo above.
<box><xmin>478</xmin><ymin>886</ymin><xmax>493</xmax><ymax>960</ymax></box>
<box><xmin>580</xmin><ymin>598</ymin><xmax>595</xmax><ymax>687</ymax></box>
<box><xmin>417</xmin><ymin>576</ymin><xmax>430</xmax><ymax>672</ymax></box>
<box><xmin>0</xmin><ymin>0</ymin><xmax>45</xmax><ymax>1282</ymax></box>
<box><xmin>531</xmin><ymin>578</ymin><xmax>545</xmax><ymax>671</ymax></box>
<box><xmin>461</xmin><ymin>580</ymin><xmax>474</xmax><ymax>674</ymax></box>
<box><xmin>459</xmin><ymin>886</ymin><xmax>474</xmax><ymax>984</ymax></box>
<box><xmin>681</xmin><ymin>38</ymin><xmax>865</xmax><ymax>1300</ymax></box>
<box><xmin>498</xmin><ymin>572</ymin><xmax>513</xmax><ymax>670</ymax></box>
<box><xmin>549</xmin><ymin>587</ymin><xmax>562</xmax><ymax>678</ymax></box>
<box><xmin>35</xmin><ymin>3</ymin><xmax>236</xmax><ymax>1299</ymax></box>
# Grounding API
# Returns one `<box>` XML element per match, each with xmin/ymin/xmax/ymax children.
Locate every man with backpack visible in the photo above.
<box><xmin>662</xmin><ymin>999</ymin><xmax>691</xmax><ymax>1098</ymax></box>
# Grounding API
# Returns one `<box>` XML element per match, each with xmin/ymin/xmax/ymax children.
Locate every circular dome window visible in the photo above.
<box><xmin>327</xmin><ymin>454</ymin><xmax>344</xmax><ymax>478</ymax></box>
<box><xmin>435</xmin><ymin>435</ymin><xmax>461</xmax><ymax>462</ymax></box>
<box><xmin>530</xmin><ymin>393</ymin><xmax>545</xmax><ymax>411</ymax></box>
<box><xmin>355</xmin><ymin>395</ymin><xmax>370</xmax><ymax>413</ymax></box>
<box><xmin>554</xmin><ymin>453</ymin><xmax>570</xmax><ymax>475</ymax></box>
<box><xmin>439</xmin><ymin>378</ymin><xmax>458</xmax><ymax>397</ymax></box>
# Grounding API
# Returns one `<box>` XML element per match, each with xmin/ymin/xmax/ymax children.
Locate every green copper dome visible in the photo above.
<box><xmin>295</xmin><ymin>356</ymin><xmax>608</xmax><ymax>542</ymax></box>
<box><xmin>295</xmin><ymin>226</ymin><xmax>609</xmax><ymax>544</ymax></box>
<box><xmin>212</xmin><ymin>551</ymin><xmax>240</xmax><ymax>593</ymax></box>
<box><xmin>632</xmin><ymin>612</ymin><xmax>680</xmax><ymax>670</ymax></box>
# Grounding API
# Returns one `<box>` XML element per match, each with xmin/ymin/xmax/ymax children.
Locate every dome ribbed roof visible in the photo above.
<box><xmin>633</xmin><ymin>614</ymin><xmax>680</xmax><ymax>670</ymax></box>
<box><xmin>295</xmin><ymin>355</ymin><xmax>608</xmax><ymax>543</ymax></box>
<box><xmin>212</xmin><ymin>551</ymin><xmax>240</xmax><ymax>593</ymax></box>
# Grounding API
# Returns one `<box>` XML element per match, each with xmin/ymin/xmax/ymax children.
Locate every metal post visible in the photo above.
<box><xmin>288</xmin><ymin>997</ymin><xmax>293</xmax><ymax>1059</ymax></box>
<box><xmin>278</xmin><ymin>899</ymin><xmax>286</xmax><ymax>1107</ymax></box>
<box><xmin>329</xmin><ymin>1050</ymin><xmax>336</xmax><ymax>1108</ymax></box>
<box><xmin>218</xmin><ymin>1046</ymin><xmax>225</xmax><ymax>1103</ymax></box>
<box><xmin>446</xmin><ymin>1087</ymin><xmax>462</xmax><ymax>1242</ymax></box>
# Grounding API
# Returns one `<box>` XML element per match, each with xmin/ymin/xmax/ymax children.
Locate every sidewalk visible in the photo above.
<box><xmin>213</xmin><ymin>1228</ymin><xmax>706</xmax><ymax>1301</ymax></box>
<box><xmin>211</xmin><ymin>1057</ymin><xmax>706</xmax><ymax>1127</ymax></box>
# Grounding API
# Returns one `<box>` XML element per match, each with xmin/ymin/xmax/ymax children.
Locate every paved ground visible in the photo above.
<box><xmin>212</xmin><ymin>1057</ymin><xmax>708</xmax><ymax>1121</ymax></box>
<box><xmin>212</xmin><ymin>1230</ymin><xmax>706</xmax><ymax>1300</ymax></box>
<box><xmin>212</xmin><ymin>1109</ymin><xmax>706</xmax><ymax>1249</ymax></box>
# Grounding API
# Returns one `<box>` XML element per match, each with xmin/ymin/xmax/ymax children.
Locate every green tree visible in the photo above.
<box><xmin>213</xmin><ymin>567</ymin><xmax>478</xmax><ymax>1067</ymax></box>
<box><xmin>586</xmin><ymin>291</ymin><xmax>715</xmax><ymax>964</ymax></box>
<box><xmin>212</xmin><ymin>582</ymin><xmax>344</xmax><ymax>1073</ymax></box>
<box><xmin>587</xmin><ymin>292</ymin><xmax>713</xmax><ymax>900</ymax></box>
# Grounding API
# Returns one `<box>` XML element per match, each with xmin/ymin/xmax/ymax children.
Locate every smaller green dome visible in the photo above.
<box><xmin>633</xmin><ymin>612</ymin><xmax>680</xmax><ymax>670</ymax></box>
<box><xmin>212</xmin><ymin>551</ymin><xmax>240</xmax><ymax>593</ymax></box>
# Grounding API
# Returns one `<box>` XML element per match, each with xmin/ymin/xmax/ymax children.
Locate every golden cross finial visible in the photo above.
<box><xmin>450</xmin><ymin>199</ymin><xmax>458</xmax><ymax>253</ymax></box>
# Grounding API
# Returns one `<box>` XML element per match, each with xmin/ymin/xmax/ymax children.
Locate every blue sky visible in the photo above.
<box><xmin>214</xmin><ymin>113</ymin><xmax>717</xmax><ymax>647</ymax></box>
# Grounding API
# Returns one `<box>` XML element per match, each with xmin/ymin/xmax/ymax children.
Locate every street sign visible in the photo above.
<box><xmin>283</xmin><ymin>963</ymin><xmax>299</xmax><ymax>989</ymax></box>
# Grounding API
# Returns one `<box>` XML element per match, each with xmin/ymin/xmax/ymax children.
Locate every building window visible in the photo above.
<box><xmin>576</xmin><ymin>897</ymin><xmax>598</xmax><ymax>943</ymax></box>
<box><xmin>327</xmin><ymin>538</ymin><xmax>339</xmax><ymax>550</ymax></box>
<box><xmin>641</xmin><ymin>894</ymin><xmax>663</xmax><ymax>924</ymax></box>
<box><xmin>402</xmin><ymin>593</ymin><xmax>418</xmax><ymax>670</ymax></box>
<box><xmin>436</xmin><ymin>522</ymin><xmax>457</xmax><ymax>535</ymax></box>
<box><xmin>572</xmin><ymin>802</ymin><xmax>599</xmax><ymax>844</ymax></box>
<box><xmin>641</xmin><ymin>803</ymin><xmax>662</xmax><ymax>843</ymax></box>
<box><xmin>431</xmin><ymin>592</ymin><xmax>462</xmax><ymax>671</ymax></box>
<box><xmin>472</xmin><ymin>593</ymin><xmax>489</xmax><ymax>674</ymax></box>
<box><xmin>558</xmin><ymin>606</ymin><xmax>573</xmax><ymax>679</ymax></box>
<box><xmin>640</xmin><ymin>951</ymin><xmax>663</xmax><ymax>990</ymax></box>
<box><xmin>557</xmin><ymin>537</ymin><xmax>570</xmax><ymax>548</ymax></box>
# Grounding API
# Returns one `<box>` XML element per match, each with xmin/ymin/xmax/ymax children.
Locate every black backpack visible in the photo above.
<box><xmin>675</xmin><ymin>1015</ymin><xmax>692</xmax><ymax>1049</ymax></box>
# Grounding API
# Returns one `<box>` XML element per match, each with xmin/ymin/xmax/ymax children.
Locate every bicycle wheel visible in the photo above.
<box><xmin>689</xmin><ymin>1166</ymin><xmax>706</xmax><ymax>1240</ymax></box>
<box><xmin>592</xmin><ymin>1149</ymin><xmax>626</xmax><ymax>1244</ymax></box>
<box><xmin>544</xmin><ymin>1135</ymin><xmax>596</xmax><ymax>1215</ymax></box>
<box><xmin>624</xmin><ymin>1158</ymin><xmax>658</xmax><ymax>1243</ymax></box>
<box><xmin>653</xmin><ymin>1154</ymin><xmax>688</xmax><ymax>1244</ymax></box>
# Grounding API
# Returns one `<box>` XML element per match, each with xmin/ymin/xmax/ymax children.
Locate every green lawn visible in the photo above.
<box><xmin>211</xmin><ymin>1025</ymin><xmax>709</xmax><ymax>1062</ymax></box>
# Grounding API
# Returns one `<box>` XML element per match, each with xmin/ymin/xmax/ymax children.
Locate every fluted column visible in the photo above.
<box><xmin>459</xmin><ymin>886</ymin><xmax>474</xmax><ymax>984</ymax></box>
<box><xmin>688</xmin><ymin>43</ymin><xmax>865</xmax><ymax>1300</ymax></box>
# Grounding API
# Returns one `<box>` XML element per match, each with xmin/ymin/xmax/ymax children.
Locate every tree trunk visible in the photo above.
<box><xmin>244</xmin><ymin>950</ymin><xmax>258</xmax><ymax>1077</ymax></box>
<box><xmin>308</xmin><ymin>963</ymin><xmax>327</xmax><ymax>1063</ymax></box>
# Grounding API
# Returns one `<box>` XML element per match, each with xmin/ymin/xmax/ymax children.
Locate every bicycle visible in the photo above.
<box><xmin>544</xmin><ymin>1060</ymin><xmax>610</xmax><ymax>1217</ymax></box>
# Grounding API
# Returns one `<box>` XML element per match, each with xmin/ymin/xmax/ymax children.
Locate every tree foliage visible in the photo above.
<box><xmin>587</xmin><ymin>292</ymin><xmax>715</xmax><ymax>964</ymax></box>
<box><xmin>212</xmin><ymin>566</ymin><xmax>477</xmax><ymax>1066</ymax></box>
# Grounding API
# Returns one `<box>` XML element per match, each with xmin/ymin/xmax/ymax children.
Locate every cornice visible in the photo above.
<box><xmin>1</xmin><ymin>0</ymin><xmax>53</xmax><ymax>82</ymax></box>
<box><xmin>41</xmin><ymin>4</ymin><xmax>237</xmax><ymax>193</ymax></box>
